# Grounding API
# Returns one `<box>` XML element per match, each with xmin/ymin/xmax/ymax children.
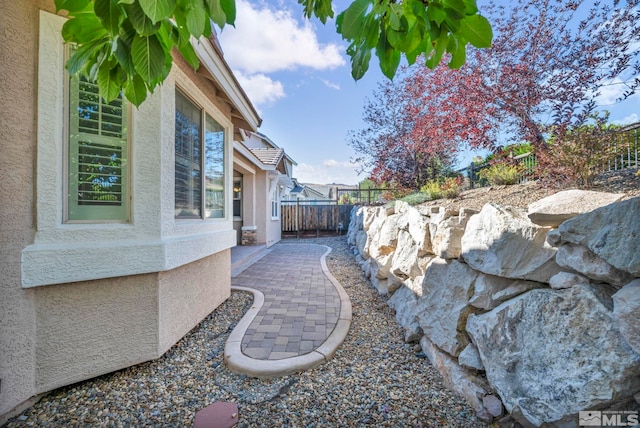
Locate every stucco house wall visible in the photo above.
<box><xmin>232</xmin><ymin>132</ymin><xmax>296</xmax><ymax>248</ymax></box>
<box><xmin>1</xmin><ymin>0</ymin><xmax>42</xmax><ymax>417</ymax></box>
<box><xmin>0</xmin><ymin>1</ymin><xmax>259</xmax><ymax>420</ymax></box>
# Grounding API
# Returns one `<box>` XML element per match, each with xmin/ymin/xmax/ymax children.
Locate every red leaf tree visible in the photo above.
<box><xmin>434</xmin><ymin>0</ymin><xmax>640</xmax><ymax>146</ymax></box>
<box><xmin>348</xmin><ymin>64</ymin><xmax>497</xmax><ymax>189</ymax></box>
<box><xmin>349</xmin><ymin>0</ymin><xmax>639</xmax><ymax>189</ymax></box>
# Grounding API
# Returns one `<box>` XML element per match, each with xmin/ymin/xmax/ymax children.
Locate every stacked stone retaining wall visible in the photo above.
<box><xmin>347</xmin><ymin>191</ymin><xmax>640</xmax><ymax>426</ymax></box>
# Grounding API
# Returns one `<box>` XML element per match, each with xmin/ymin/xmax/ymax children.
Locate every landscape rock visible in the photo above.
<box><xmin>430</xmin><ymin>208</ymin><xmax>476</xmax><ymax>260</ymax></box>
<box><xmin>429</xmin><ymin>206</ymin><xmax>458</xmax><ymax>224</ymax></box>
<box><xmin>612</xmin><ymin>279</ymin><xmax>640</xmax><ymax>355</ymax></box>
<box><xmin>546</xmin><ymin>228</ymin><xmax>562</xmax><ymax>247</ymax></box>
<box><xmin>461</xmin><ymin>204</ymin><xmax>561</xmax><ymax>283</ymax></box>
<box><xmin>387</xmin><ymin>285</ymin><xmax>419</xmax><ymax>330</ymax></box>
<box><xmin>527</xmin><ymin>189</ymin><xmax>624</xmax><ymax>227</ymax></box>
<box><xmin>390</xmin><ymin>230</ymin><xmax>422</xmax><ymax>279</ymax></box>
<box><xmin>558</xmin><ymin>196</ymin><xmax>640</xmax><ymax>276</ymax></box>
<box><xmin>466</xmin><ymin>285</ymin><xmax>640</xmax><ymax>427</ymax></box>
<box><xmin>420</xmin><ymin>336</ymin><xmax>493</xmax><ymax>422</ymax></box>
<box><xmin>354</xmin><ymin>230</ymin><xmax>367</xmax><ymax>256</ymax></box>
<box><xmin>469</xmin><ymin>273</ymin><xmax>543</xmax><ymax>311</ymax></box>
<box><xmin>346</xmin><ymin>209</ymin><xmax>360</xmax><ymax>246</ymax></box>
<box><xmin>482</xmin><ymin>395</ymin><xmax>504</xmax><ymax>418</ymax></box>
<box><xmin>548</xmin><ymin>271</ymin><xmax>591</xmax><ymax>289</ymax></box>
<box><xmin>417</xmin><ymin>258</ymin><xmax>477</xmax><ymax>356</ymax></box>
<box><xmin>556</xmin><ymin>243</ymin><xmax>633</xmax><ymax>287</ymax></box>
<box><xmin>362</xmin><ymin>206</ymin><xmax>384</xmax><ymax>232</ymax></box>
<box><xmin>458</xmin><ymin>343</ymin><xmax>484</xmax><ymax>371</ymax></box>
<box><xmin>368</xmin><ymin>214</ymin><xmax>399</xmax><ymax>259</ymax></box>
<box><xmin>397</xmin><ymin>202</ymin><xmax>432</xmax><ymax>255</ymax></box>
<box><xmin>404</xmin><ymin>275</ymin><xmax>425</xmax><ymax>297</ymax></box>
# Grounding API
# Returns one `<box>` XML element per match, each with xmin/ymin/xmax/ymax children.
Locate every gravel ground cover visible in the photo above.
<box><xmin>7</xmin><ymin>236</ymin><xmax>486</xmax><ymax>428</ymax></box>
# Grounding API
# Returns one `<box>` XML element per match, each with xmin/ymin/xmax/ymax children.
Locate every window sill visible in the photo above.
<box><xmin>21</xmin><ymin>229</ymin><xmax>236</xmax><ymax>288</ymax></box>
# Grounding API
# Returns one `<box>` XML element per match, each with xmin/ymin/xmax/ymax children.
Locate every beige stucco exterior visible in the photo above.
<box><xmin>0</xmin><ymin>1</ymin><xmax>259</xmax><ymax>421</ymax></box>
<box><xmin>233</xmin><ymin>133</ymin><xmax>296</xmax><ymax>247</ymax></box>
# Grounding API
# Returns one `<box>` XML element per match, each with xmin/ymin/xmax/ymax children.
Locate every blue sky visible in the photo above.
<box><xmin>217</xmin><ymin>0</ymin><xmax>640</xmax><ymax>185</ymax></box>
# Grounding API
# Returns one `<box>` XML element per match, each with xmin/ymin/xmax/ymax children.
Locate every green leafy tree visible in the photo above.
<box><xmin>55</xmin><ymin>0</ymin><xmax>492</xmax><ymax>107</ymax></box>
<box><xmin>335</xmin><ymin>0</ymin><xmax>492</xmax><ymax>79</ymax></box>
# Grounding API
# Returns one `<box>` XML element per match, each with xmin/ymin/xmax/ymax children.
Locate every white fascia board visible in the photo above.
<box><xmin>192</xmin><ymin>38</ymin><xmax>260</xmax><ymax>131</ymax></box>
<box><xmin>285</xmin><ymin>153</ymin><xmax>297</xmax><ymax>166</ymax></box>
<box><xmin>233</xmin><ymin>156</ymin><xmax>256</xmax><ymax>175</ymax></box>
<box><xmin>256</xmin><ymin>131</ymin><xmax>279</xmax><ymax>149</ymax></box>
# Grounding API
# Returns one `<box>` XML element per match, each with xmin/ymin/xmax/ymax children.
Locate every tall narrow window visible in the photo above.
<box><xmin>271</xmin><ymin>187</ymin><xmax>279</xmax><ymax>219</ymax></box>
<box><xmin>233</xmin><ymin>178</ymin><xmax>242</xmax><ymax>219</ymax></box>
<box><xmin>175</xmin><ymin>91</ymin><xmax>202</xmax><ymax>218</ymax></box>
<box><xmin>205</xmin><ymin>115</ymin><xmax>224</xmax><ymax>218</ymax></box>
<box><xmin>68</xmin><ymin>75</ymin><xmax>129</xmax><ymax>222</ymax></box>
<box><xmin>175</xmin><ymin>90</ymin><xmax>226</xmax><ymax>219</ymax></box>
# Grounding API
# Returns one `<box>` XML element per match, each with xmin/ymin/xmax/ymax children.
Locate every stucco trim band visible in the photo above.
<box><xmin>22</xmin><ymin>229</ymin><xmax>236</xmax><ymax>287</ymax></box>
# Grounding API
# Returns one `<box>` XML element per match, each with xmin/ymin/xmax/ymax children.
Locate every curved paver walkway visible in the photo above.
<box><xmin>224</xmin><ymin>243</ymin><xmax>352</xmax><ymax>378</ymax></box>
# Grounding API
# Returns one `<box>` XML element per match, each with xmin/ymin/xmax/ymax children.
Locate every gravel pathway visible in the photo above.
<box><xmin>7</xmin><ymin>236</ymin><xmax>487</xmax><ymax>427</ymax></box>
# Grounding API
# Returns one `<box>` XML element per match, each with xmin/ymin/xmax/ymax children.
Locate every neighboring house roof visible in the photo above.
<box><xmin>303</xmin><ymin>185</ymin><xmax>330</xmax><ymax>199</ymax></box>
<box><xmin>289</xmin><ymin>179</ymin><xmax>330</xmax><ymax>200</ymax></box>
<box><xmin>250</xmin><ymin>148</ymin><xmax>284</xmax><ymax>166</ymax></box>
<box><xmin>234</xmin><ymin>130</ymin><xmax>297</xmax><ymax>177</ymax></box>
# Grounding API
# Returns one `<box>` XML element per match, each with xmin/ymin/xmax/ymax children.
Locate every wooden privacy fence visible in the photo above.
<box><xmin>281</xmin><ymin>201</ymin><xmax>354</xmax><ymax>238</ymax></box>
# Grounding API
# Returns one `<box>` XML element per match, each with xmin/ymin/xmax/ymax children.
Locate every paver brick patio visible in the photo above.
<box><xmin>231</xmin><ymin>244</ymin><xmax>343</xmax><ymax>360</ymax></box>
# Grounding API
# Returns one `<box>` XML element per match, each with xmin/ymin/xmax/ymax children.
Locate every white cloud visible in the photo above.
<box><xmin>596</xmin><ymin>78</ymin><xmax>629</xmax><ymax>106</ymax></box>
<box><xmin>323</xmin><ymin>159</ymin><xmax>358</xmax><ymax>168</ymax></box>
<box><xmin>321</xmin><ymin>79</ymin><xmax>341</xmax><ymax>90</ymax></box>
<box><xmin>295</xmin><ymin>160</ymin><xmax>363</xmax><ymax>185</ymax></box>
<box><xmin>613</xmin><ymin>113</ymin><xmax>640</xmax><ymax>125</ymax></box>
<box><xmin>595</xmin><ymin>74</ymin><xmax>640</xmax><ymax>106</ymax></box>
<box><xmin>218</xmin><ymin>0</ymin><xmax>345</xmax><ymax>74</ymax></box>
<box><xmin>234</xmin><ymin>71</ymin><xmax>285</xmax><ymax>106</ymax></box>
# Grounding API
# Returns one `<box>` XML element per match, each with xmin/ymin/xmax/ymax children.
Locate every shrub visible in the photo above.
<box><xmin>421</xmin><ymin>180</ymin><xmax>443</xmax><ymax>200</ymax></box>
<box><xmin>537</xmin><ymin>113</ymin><xmax>621</xmax><ymax>187</ymax></box>
<box><xmin>440</xmin><ymin>176</ymin><xmax>463</xmax><ymax>198</ymax></box>
<box><xmin>400</xmin><ymin>192</ymin><xmax>432</xmax><ymax>205</ymax></box>
<box><xmin>481</xmin><ymin>142</ymin><xmax>534</xmax><ymax>165</ymax></box>
<box><xmin>419</xmin><ymin>176</ymin><xmax>463</xmax><ymax>200</ymax></box>
<box><xmin>478</xmin><ymin>162</ymin><xmax>524</xmax><ymax>185</ymax></box>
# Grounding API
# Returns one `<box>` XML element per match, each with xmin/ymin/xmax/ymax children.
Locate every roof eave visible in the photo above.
<box><xmin>192</xmin><ymin>37</ymin><xmax>262</xmax><ymax>132</ymax></box>
<box><xmin>233</xmin><ymin>141</ymin><xmax>276</xmax><ymax>171</ymax></box>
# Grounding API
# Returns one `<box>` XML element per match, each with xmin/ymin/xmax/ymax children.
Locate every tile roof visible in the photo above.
<box><xmin>249</xmin><ymin>148</ymin><xmax>284</xmax><ymax>166</ymax></box>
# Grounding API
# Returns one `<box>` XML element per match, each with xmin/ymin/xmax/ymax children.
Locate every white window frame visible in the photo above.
<box><xmin>65</xmin><ymin>70</ymin><xmax>131</xmax><ymax>223</ymax></box>
<box><xmin>174</xmin><ymin>88</ymin><xmax>228</xmax><ymax>221</ymax></box>
<box><xmin>271</xmin><ymin>186</ymin><xmax>280</xmax><ymax>220</ymax></box>
<box><xmin>23</xmin><ymin>11</ymin><xmax>237</xmax><ymax>288</ymax></box>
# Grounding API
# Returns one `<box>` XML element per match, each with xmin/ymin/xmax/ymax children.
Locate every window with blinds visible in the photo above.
<box><xmin>67</xmin><ymin>76</ymin><xmax>129</xmax><ymax>222</ymax></box>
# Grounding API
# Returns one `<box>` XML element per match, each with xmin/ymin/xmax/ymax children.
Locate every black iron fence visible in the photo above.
<box><xmin>335</xmin><ymin>188</ymin><xmax>401</xmax><ymax>205</ymax></box>
<box><xmin>458</xmin><ymin>122</ymin><xmax>639</xmax><ymax>189</ymax></box>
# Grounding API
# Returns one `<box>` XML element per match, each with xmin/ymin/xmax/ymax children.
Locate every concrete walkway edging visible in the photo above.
<box><xmin>224</xmin><ymin>245</ymin><xmax>352</xmax><ymax>378</ymax></box>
